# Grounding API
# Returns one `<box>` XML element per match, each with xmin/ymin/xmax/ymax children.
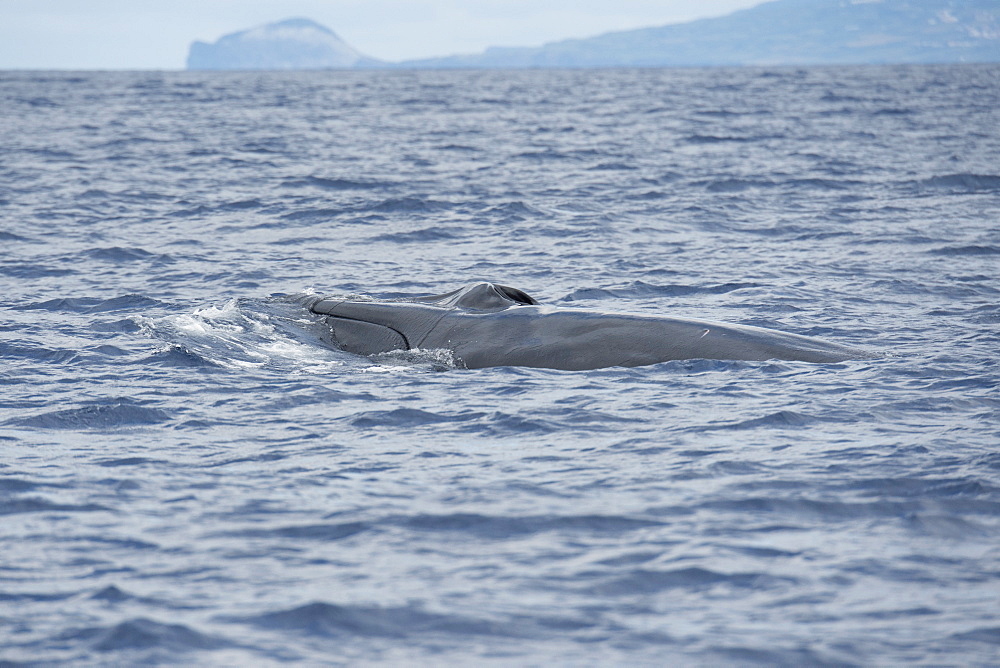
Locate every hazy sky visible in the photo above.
<box><xmin>0</xmin><ymin>0</ymin><xmax>765</xmax><ymax>69</ymax></box>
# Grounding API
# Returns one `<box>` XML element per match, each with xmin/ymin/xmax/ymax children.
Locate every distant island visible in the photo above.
<box><xmin>187</xmin><ymin>18</ymin><xmax>383</xmax><ymax>70</ymax></box>
<box><xmin>187</xmin><ymin>0</ymin><xmax>1000</xmax><ymax>70</ymax></box>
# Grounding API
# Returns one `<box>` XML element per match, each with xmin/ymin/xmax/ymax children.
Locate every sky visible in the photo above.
<box><xmin>0</xmin><ymin>0</ymin><xmax>765</xmax><ymax>69</ymax></box>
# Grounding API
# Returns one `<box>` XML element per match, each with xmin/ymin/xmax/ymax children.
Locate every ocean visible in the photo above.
<box><xmin>1</xmin><ymin>65</ymin><xmax>998</xmax><ymax>665</ymax></box>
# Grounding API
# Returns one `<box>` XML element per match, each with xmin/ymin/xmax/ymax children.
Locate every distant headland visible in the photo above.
<box><xmin>187</xmin><ymin>0</ymin><xmax>1000</xmax><ymax>70</ymax></box>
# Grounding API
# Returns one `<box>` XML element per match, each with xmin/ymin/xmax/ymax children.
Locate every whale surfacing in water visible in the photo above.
<box><xmin>297</xmin><ymin>282</ymin><xmax>864</xmax><ymax>370</ymax></box>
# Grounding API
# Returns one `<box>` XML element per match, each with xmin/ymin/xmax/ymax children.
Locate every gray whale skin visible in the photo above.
<box><xmin>299</xmin><ymin>282</ymin><xmax>864</xmax><ymax>370</ymax></box>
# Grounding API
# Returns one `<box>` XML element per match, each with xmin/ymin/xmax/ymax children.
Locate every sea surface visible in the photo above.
<box><xmin>1</xmin><ymin>65</ymin><xmax>999</xmax><ymax>666</ymax></box>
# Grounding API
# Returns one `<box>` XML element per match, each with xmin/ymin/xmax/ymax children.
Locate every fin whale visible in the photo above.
<box><xmin>297</xmin><ymin>282</ymin><xmax>866</xmax><ymax>370</ymax></box>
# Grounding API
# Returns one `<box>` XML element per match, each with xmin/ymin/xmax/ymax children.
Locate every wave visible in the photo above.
<box><xmin>711</xmin><ymin>645</ymin><xmax>842</xmax><ymax>665</ymax></box>
<box><xmin>94</xmin><ymin>456</ymin><xmax>168</xmax><ymax>468</ymax></box>
<box><xmin>90</xmin><ymin>318</ymin><xmax>143</xmax><ymax>333</ymax></box>
<box><xmin>14</xmin><ymin>295</ymin><xmax>166</xmax><ymax>313</ymax></box>
<box><xmin>464</xmin><ymin>410</ymin><xmax>561</xmax><ymax>434</ymax></box>
<box><xmin>482</xmin><ymin>201</ymin><xmax>549</xmax><ymax>219</ymax></box>
<box><xmin>589</xmin><ymin>567</ymin><xmax>796</xmax><ymax>596</ymax></box>
<box><xmin>278</xmin><ymin>207</ymin><xmax>349</xmax><ymax>222</ymax></box>
<box><xmin>704</xmin><ymin>410</ymin><xmax>821</xmax><ymax>430</ymax></box>
<box><xmin>12</xmin><ymin>401</ymin><xmax>171</xmax><ymax>430</ymax></box>
<box><xmin>280</xmin><ymin>175</ymin><xmax>398</xmax><ymax>190</ymax></box>
<box><xmin>228</xmin><ymin>601</ymin><xmax>512</xmax><ymax>639</ymax></box>
<box><xmin>15</xmin><ymin>96</ymin><xmax>60</xmax><ymax>108</ymax></box>
<box><xmin>916</xmin><ymin>173</ymin><xmax>1000</xmax><ymax>192</ymax></box>
<box><xmin>0</xmin><ymin>477</ymin><xmax>45</xmax><ymax>493</ymax></box>
<box><xmin>63</xmin><ymin>617</ymin><xmax>231</xmax><ymax>652</ymax></box>
<box><xmin>684</xmin><ymin>134</ymin><xmax>754</xmax><ymax>144</ymax></box>
<box><xmin>698</xmin><ymin>177</ymin><xmax>861</xmax><ymax>192</ymax></box>
<box><xmin>388</xmin><ymin>513</ymin><xmax>664</xmax><ymax>538</ymax></box>
<box><xmin>217</xmin><ymin>198</ymin><xmax>264</xmax><ymax>211</ymax></box>
<box><xmin>213</xmin><ymin>521</ymin><xmax>368</xmax><ymax>542</ymax></box>
<box><xmin>365</xmin><ymin>227</ymin><xmax>463</xmax><ymax>243</ymax></box>
<box><xmin>0</xmin><ymin>263</ymin><xmax>76</xmax><ymax>278</ymax></box>
<box><xmin>349</xmin><ymin>407</ymin><xmax>479</xmax><ymax>428</ymax></box>
<box><xmin>928</xmin><ymin>245</ymin><xmax>1000</xmax><ymax>256</ymax></box>
<box><xmin>366</xmin><ymin>196</ymin><xmax>457</xmax><ymax>213</ymax></box>
<box><xmin>0</xmin><ymin>497</ymin><xmax>109</xmax><ymax>515</ymax></box>
<box><xmin>0</xmin><ymin>342</ymin><xmax>80</xmax><ymax>364</ymax></box>
<box><xmin>90</xmin><ymin>585</ymin><xmax>135</xmax><ymax>603</ymax></box>
<box><xmin>952</xmin><ymin>627</ymin><xmax>1000</xmax><ymax>645</ymax></box>
<box><xmin>139</xmin><ymin>345</ymin><xmax>221</xmax><ymax>368</ymax></box>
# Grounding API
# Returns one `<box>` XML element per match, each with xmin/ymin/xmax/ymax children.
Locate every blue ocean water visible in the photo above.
<box><xmin>1</xmin><ymin>65</ymin><xmax>999</xmax><ymax>665</ymax></box>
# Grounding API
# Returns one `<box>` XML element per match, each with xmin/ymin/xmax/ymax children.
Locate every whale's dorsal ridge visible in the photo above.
<box><xmin>416</xmin><ymin>282</ymin><xmax>538</xmax><ymax>311</ymax></box>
